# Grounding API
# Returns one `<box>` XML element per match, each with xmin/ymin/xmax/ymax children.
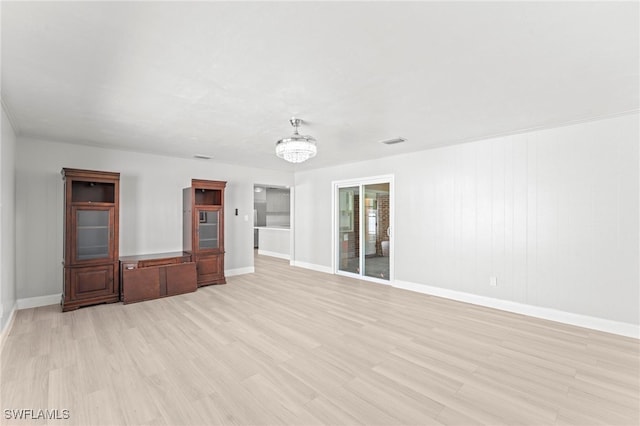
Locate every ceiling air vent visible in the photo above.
<box><xmin>193</xmin><ymin>154</ymin><xmax>212</xmax><ymax>160</ymax></box>
<box><xmin>380</xmin><ymin>137</ymin><xmax>407</xmax><ymax>145</ymax></box>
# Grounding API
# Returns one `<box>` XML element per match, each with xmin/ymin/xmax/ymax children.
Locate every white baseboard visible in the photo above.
<box><xmin>226</xmin><ymin>267</ymin><xmax>255</xmax><ymax>277</ymax></box>
<box><xmin>258</xmin><ymin>250</ymin><xmax>290</xmax><ymax>260</ymax></box>
<box><xmin>393</xmin><ymin>280</ymin><xmax>639</xmax><ymax>339</ymax></box>
<box><xmin>16</xmin><ymin>293</ymin><xmax>61</xmax><ymax>310</ymax></box>
<box><xmin>0</xmin><ymin>302</ymin><xmax>17</xmax><ymax>351</ymax></box>
<box><xmin>290</xmin><ymin>260</ymin><xmax>333</xmax><ymax>274</ymax></box>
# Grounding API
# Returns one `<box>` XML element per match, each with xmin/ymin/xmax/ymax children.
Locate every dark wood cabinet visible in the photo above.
<box><xmin>183</xmin><ymin>179</ymin><xmax>226</xmax><ymax>286</ymax></box>
<box><xmin>194</xmin><ymin>253</ymin><xmax>224</xmax><ymax>284</ymax></box>
<box><xmin>62</xmin><ymin>168</ymin><xmax>120</xmax><ymax>311</ymax></box>
<box><xmin>120</xmin><ymin>252</ymin><xmax>197</xmax><ymax>304</ymax></box>
<box><xmin>66</xmin><ymin>264</ymin><xmax>117</xmax><ymax>301</ymax></box>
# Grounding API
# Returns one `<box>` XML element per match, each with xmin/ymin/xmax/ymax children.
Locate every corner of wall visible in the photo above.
<box><xmin>1</xmin><ymin>101</ymin><xmax>18</xmax><ymax>347</ymax></box>
<box><xmin>0</xmin><ymin>301</ymin><xmax>17</xmax><ymax>351</ymax></box>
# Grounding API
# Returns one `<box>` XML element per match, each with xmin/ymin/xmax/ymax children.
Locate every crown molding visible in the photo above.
<box><xmin>423</xmin><ymin>109</ymin><xmax>640</xmax><ymax>152</ymax></box>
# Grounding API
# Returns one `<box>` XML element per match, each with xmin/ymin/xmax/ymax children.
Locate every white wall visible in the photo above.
<box><xmin>12</xmin><ymin>113</ymin><xmax>640</xmax><ymax>331</ymax></box>
<box><xmin>16</xmin><ymin>138</ymin><xmax>293</xmax><ymax>300</ymax></box>
<box><xmin>294</xmin><ymin>113</ymin><xmax>639</xmax><ymax>326</ymax></box>
<box><xmin>258</xmin><ymin>228</ymin><xmax>290</xmax><ymax>259</ymax></box>
<box><xmin>1</xmin><ymin>104</ymin><xmax>17</xmax><ymax>332</ymax></box>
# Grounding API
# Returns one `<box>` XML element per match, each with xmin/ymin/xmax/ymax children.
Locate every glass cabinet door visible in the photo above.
<box><xmin>198</xmin><ymin>209</ymin><xmax>220</xmax><ymax>250</ymax></box>
<box><xmin>74</xmin><ymin>207</ymin><xmax>113</xmax><ymax>262</ymax></box>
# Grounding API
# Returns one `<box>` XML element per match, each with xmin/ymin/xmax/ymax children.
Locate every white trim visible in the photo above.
<box><xmin>17</xmin><ymin>294</ymin><xmax>61</xmax><ymax>310</ymax></box>
<box><xmin>331</xmin><ymin>174</ymin><xmax>397</xmax><ymax>187</ymax></box>
<box><xmin>422</xmin><ymin>109</ymin><xmax>640</xmax><ymax>153</ymax></box>
<box><xmin>291</xmin><ymin>260</ymin><xmax>333</xmax><ymax>274</ymax></box>
<box><xmin>336</xmin><ymin>269</ymin><xmax>392</xmax><ymax>286</ymax></box>
<box><xmin>289</xmin><ymin>186</ymin><xmax>295</xmax><ymax>274</ymax></box>
<box><xmin>361</xmin><ymin>274</ymin><xmax>392</xmax><ymax>286</ymax></box>
<box><xmin>226</xmin><ymin>267</ymin><xmax>255</xmax><ymax>277</ymax></box>
<box><xmin>0</xmin><ymin>302</ymin><xmax>18</xmax><ymax>351</ymax></box>
<box><xmin>257</xmin><ymin>250</ymin><xmax>290</xmax><ymax>260</ymax></box>
<box><xmin>331</xmin><ymin>180</ymin><xmax>336</xmax><ymax>281</ymax></box>
<box><xmin>394</xmin><ymin>280</ymin><xmax>639</xmax><ymax>339</ymax></box>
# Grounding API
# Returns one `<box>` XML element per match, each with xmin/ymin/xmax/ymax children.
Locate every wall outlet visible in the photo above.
<box><xmin>489</xmin><ymin>276</ymin><xmax>497</xmax><ymax>287</ymax></box>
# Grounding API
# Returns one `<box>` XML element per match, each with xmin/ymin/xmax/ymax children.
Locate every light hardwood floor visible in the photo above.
<box><xmin>1</xmin><ymin>255</ymin><xmax>638</xmax><ymax>425</ymax></box>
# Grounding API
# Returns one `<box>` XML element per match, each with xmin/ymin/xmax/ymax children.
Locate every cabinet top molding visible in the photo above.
<box><xmin>61</xmin><ymin>168</ymin><xmax>120</xmax><ymax>180</ymax></box>
<box><xmin>191</xmin><ymin>179</ymin><xmax>226</xmax><ymax>189</ymax></box>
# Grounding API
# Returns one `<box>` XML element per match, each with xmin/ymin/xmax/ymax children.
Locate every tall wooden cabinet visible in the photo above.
<box><xmin>61</xmin><ymin>168</ymin><xmax>120</xmax><ymax>311</ymax></box>
<box><xmin>183</xmin><ymin>179</ymin><xmax>226</xmax><ymax>286</ymax></box>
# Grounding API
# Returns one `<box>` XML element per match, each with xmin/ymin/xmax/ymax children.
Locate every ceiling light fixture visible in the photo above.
<box><xmin>275</xmin><ymin>117</ymin><xmax>317</xmax><ymax>163</ymax></box>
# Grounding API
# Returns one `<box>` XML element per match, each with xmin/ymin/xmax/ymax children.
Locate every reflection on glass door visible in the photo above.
<box><xmin>364</xmin><ymin>183</ymin><xmax>390</xmax><ymax>280</ymax></box>
<box><xmin>338</xmin><ymin>186</ymin><xmax>359</xmax><ymax>274</ymax></box>
<box><xmin>198</xmin><ymin>209</ymin><xmax>220</xmax><ymax>250</ymax></box>
<box><xmin>76</xmin><ymin>209</ymin><xmax>110</xmax><ymax>261</ymax></box>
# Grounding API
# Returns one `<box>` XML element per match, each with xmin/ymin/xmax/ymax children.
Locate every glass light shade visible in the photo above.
<box><xmin>275</xmin><ymin>135</ymin><xmax>317</xmax><ymax>163</ymax></box>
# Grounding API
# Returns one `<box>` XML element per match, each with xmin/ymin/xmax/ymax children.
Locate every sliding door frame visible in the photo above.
<box><xmin>331</xmin><ymin>174</ymin><xmax>395</xmax><ymax>285</ymax></box>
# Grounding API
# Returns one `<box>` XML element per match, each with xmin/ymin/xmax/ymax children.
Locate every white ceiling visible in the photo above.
<box><xmin>2</xmin><ymin>1</ymin><xmax>638</xmax><ymax>171</ymax></box>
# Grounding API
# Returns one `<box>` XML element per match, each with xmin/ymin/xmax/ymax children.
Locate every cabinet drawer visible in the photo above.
<box><xmin>139</xmin><ymin>258</ymin><xmax>178</xmax><ymax>268</ymax></box>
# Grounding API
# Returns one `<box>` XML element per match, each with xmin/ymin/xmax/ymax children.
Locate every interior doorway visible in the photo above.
<box><xmin>253</xmin><ymin>184</ymin><xmax>292</xmax><ymax>263</ymax></box>
<box><xmin>334</xmin><ymin>176</ymin><xmax>393</xmax><ymax>284</ymax></box>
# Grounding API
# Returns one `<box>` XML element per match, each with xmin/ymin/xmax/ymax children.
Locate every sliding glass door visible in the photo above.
<box><xmin>338</xmin><ymin>186</ymin><xmax>360</xmax><ymax>274</ymax></box>
<box><xmin>363</xmin><ymin>183</ymin><xmax>390</xmax><ymax>280</ymax></box>
<box><xmin>335</xmin><ymin>177</ymin><xmax>393</xmax><ymax>283</ymax></box>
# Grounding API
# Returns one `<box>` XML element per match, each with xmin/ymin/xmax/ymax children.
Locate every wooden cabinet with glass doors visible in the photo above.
<box><xmin>61</xmin><ymin>168</ymin><xmax>120</xmax><ymax>311</ymax></box>
<box><xmin>183</xmin><ymin>179</ymin><xmax>226</xmax><ymax>286</ymax></box>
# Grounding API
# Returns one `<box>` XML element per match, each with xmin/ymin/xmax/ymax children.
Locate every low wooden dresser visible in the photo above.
<box><xmin>120</xmin><ymin>252</ymin><xmax>197</xmax><ymax>304</ymax></box>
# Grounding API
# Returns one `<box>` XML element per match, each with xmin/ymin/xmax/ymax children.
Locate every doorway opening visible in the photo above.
<box><xmin>253</xmin><ymin>184</ymin><xmax>292</xmax><ymax>265</ymax></box>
